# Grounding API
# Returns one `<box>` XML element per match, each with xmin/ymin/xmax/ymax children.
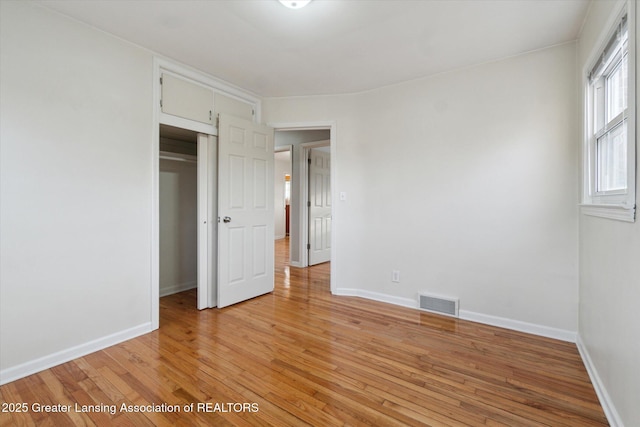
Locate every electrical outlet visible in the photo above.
<box><xmin>392</xmin><ymin>270</ymin><xmax>400</xmax><ymax>283</ymax></box>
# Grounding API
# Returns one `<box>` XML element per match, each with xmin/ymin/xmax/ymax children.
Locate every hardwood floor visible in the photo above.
<box><xmin>1</xmin><ymin>238</ymin><xmax>607</xmax><ymax>426</ymax></box>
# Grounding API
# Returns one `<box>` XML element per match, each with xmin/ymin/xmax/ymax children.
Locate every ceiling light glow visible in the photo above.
<box><xmin>278</xmin><ymin>0</ymin><xmax>311</xmax><ymax>9</ymax></box>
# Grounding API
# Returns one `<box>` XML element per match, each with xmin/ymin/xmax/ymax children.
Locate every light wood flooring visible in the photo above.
<box><xmin>0</xmin><ymin>238</ymin><xmax>607</xmax><ymax>426</ymax></box>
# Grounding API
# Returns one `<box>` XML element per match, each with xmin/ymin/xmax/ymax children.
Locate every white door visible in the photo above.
<box><xmin>197</xmin><ymin>134</ymin><xmax>217</xmax><ymax>309</ymax></box>
<box><xmin>308</xmin><ymin>148</ymin><xmax>331</xmax><ymax>265</ymax></box>
<box><xmin>217</xmin><ymin>114</ymin><xmax>274</xmax><ymax>308</ymax></box>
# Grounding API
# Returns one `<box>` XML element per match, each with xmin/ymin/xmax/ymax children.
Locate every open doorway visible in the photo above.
<box><xmin>158</xmin><ymin>124</ymin><xmax>198</xmax><ymax>299</ymax></box>
<box><xmin>158</xmin><ymin>124</ymin><xmax>217</xmax><ymax>311</ymax></box>
<box><xmin>274</xmin><ymin>148</ymin><xmax>292</xmax><ymax>241</ymax></box>
<box><xmin>274</xmin><ymin>129</ymin><xmax>332</xmax><ymax>273</ymax></box>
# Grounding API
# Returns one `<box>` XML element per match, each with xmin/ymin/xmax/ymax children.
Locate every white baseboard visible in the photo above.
<box><xmin>576</xmin><ymin>335</ymin><xmax>623</xmax><ymax>427</ymax></box>
<box><xmin>334</xmin><ymin>287</ymin><xmax>576</xmax><ymax>342</ymax></box>
<box><xmin>159</xmin><ymin>280</ymin><xmax>196</xmax><ymax>297</ymax></box>
<box><xmin>334</xmin><ymin>288</ymin><xmax>417</xmax><ymax>309</ymax></box>
<box><xmin>0</xmin><ymin>322</ymin><xmax>153</xmax><ymax>386</ymax></box>
<box><xmin>459</xmin><ymin>310</ymin><xmax>576</xmax><ymax>342</ymax></box>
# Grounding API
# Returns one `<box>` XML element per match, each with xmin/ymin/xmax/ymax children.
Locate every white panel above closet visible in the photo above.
<box><xmin>161</xmin><ymin>73</ymin><xmax>213</xmax><ymax>125</ymax></box>
<box><xmin>214</xmin><ymin>92</ymin><xmax>254</xmax><ymax>122</ymax></box>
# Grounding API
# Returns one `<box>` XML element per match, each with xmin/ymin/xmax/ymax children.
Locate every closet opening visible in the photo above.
<box><xmin>158</xmin><ymin>124</ymin><xmax>199</xmax><ymax>303</ymax></box>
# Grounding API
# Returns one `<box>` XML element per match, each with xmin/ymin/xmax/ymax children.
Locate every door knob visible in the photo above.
<box><xmin>223</xmin><ymin>216</ymin><xmax>232</xmax><ymax>223</ymax></box>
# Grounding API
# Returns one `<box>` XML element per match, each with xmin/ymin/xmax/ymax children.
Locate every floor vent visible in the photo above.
<box><xmin>418</xmin><ymin>293</ymin><xmax>459</xmax><ymax>317</ymax></box>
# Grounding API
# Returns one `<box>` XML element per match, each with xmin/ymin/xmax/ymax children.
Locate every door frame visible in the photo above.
<box><xmin>269</xmin><ymin>121</ymin><xmax>337</xmax><ymax>295</ymax></box>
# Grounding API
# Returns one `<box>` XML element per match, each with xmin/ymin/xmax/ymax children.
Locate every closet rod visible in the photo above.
<box><xmin>159</xmin><ymin>151</ymin><xmax>197</xmax><ymax>163</ymax></box>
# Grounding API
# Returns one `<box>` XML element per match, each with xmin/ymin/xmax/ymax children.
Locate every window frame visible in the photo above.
<box><xmin>582</xmin><ymin>1</ymin><xmax>637</xmax><ymax>222</ymax></box>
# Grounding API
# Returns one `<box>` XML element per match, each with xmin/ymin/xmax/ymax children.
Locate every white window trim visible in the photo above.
<box><xmin>581</xmin><ymin>0</ymin><xmax>637</xmax><ymax>222</ymax></box>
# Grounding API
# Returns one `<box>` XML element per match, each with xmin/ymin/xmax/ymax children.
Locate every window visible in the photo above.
<box><xmin>583</xmin><ymin>5</ymin><xmax>636</xmax><ymax>222</ymax></box>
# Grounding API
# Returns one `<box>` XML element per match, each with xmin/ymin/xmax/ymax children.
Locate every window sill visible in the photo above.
<box><xmin>580</xmin><ymin>203</ymin><xmax>636</xmax><ymax>222</ymax></box>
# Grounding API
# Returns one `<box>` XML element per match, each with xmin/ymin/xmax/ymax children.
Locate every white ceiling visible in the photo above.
<box><xmin>39</xmin><ymin>0</ymin><xmax>590</xmax><ymax>97</ymax></box>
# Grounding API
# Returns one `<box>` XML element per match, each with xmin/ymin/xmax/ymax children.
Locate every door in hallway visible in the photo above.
<box><xmin>308</xmin><ymin>148</ymin><xmax>331</xmax><ymax>266</ymax></box>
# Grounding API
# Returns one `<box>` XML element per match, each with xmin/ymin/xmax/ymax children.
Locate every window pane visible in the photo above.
<box><xmin>607</xmin><ymin>53</ymin><xmax>628</xmax><ymax>120</ymax></box>
<box><xmin>596</xmin><ymin>120</ymin><xmax>627</xmax><ymax>192</ymax></box>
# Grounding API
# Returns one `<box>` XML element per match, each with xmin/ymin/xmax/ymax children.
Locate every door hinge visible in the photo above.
<box><xmin>307</xmin><ymin>243</ymin><xmax>311</xmax><ymax>250</ymax></box>
<box><xmin>160</xmin><ymin>99</ymin><xmax>163</xmax><ymax>108</ymax></box>
<box><xmin>160</xmin><ymin>76</ymin><xmax>163</xmax><ymax>85</ymax></box>
<box><xmin>252</xmin><ymin>108</ymin><xmax>255</xmax><ymax>116</ymax></box>
<box><xmin>308</xmin><ymin>158</ymin><xmax>312</xmax><ymax>164</ymax></box>
<box><xmin>307</xmin><ymin>201</ymin><xmax>311</xmax><ymax>207</ymax></box>
<box><xmin>209</xmin><ymin>110</ymin><xmax>212</xmax><ymax>121</ymax></box>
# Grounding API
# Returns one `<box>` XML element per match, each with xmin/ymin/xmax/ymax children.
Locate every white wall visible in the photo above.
<box><xmin>159</xmin><ymin>158</ymin><xmax>197</xmax><ymax>296</ymax></box>
<box><xmin>577</xmin><ymin>1</ymin><xmax>640</xmax><ymax>425</ymax></box>
<box><xmin>264</xmin><ymin>42</ymin><xmax>579</xmax><ymax>336</ymax></box>
<box><xmin>274</xmin><ymin>151</ymin><xmax>291</xmax><ymax>240</ymax></box>
<box><xmin>0</xmin><ymin>2</ymin><xmax>154</xmax><ymax>379</ymax></box>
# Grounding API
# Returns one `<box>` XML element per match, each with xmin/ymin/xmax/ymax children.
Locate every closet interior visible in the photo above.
<box><xmin>159</xmin><ymin>124</ymin><xmax>198</xmax><ymax>297</ymax></box>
